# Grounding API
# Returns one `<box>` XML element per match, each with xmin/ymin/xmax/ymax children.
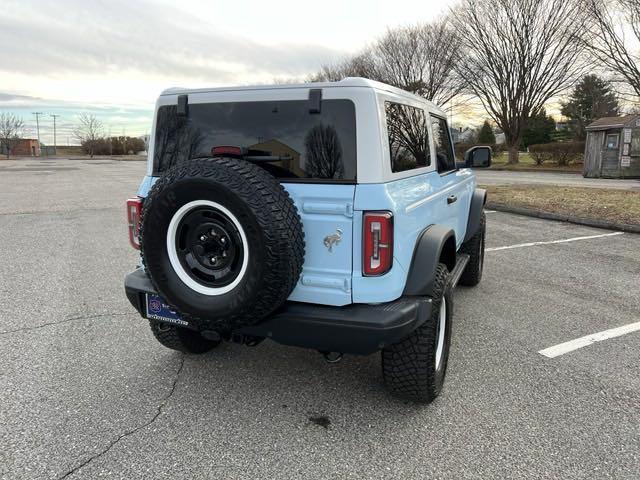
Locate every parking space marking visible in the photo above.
<box><xmin>484</xmin><ymin>210</ymin><xmax>496</xmax><ymax>213</ymax></box>
<box><xmin>539</xmin><ymin>321</ymin><xmax>640</xmax><ymax>358</ymax></box>
<box><xmin>486</xmin><ymin>232</ymin><xmax>623</xmax><ymax>252</ymax></box>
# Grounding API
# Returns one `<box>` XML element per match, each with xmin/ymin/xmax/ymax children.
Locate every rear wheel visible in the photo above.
<box><xmin>459</xmin><ymin>212</ymin><xmax>485</xmax><ymax>287</ymax></box>
<box><xmin>149</xmin><ymin>320</ymin><xmax>220</xmax><ymax>354</ymax></box>
<box><xmin>382</xmin><ymin>263</ymin><xmax>453</xmax><ymax>403</ymax></box>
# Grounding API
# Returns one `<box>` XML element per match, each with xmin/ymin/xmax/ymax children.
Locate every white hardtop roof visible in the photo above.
<box><xmin>160</xmin><ymin>77</ymin><xmax>441</xmax><ymax>111</ymax></box>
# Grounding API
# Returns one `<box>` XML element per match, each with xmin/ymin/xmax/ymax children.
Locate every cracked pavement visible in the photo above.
<box><xmin>57</xmin><ymin>355</ymin><xmax>186</xmax><ymax>479</ymax></box>
<box><xmin>1</xmin><ymin>158</ymin><xmax>639</xmax><ymax>479</ymax></box>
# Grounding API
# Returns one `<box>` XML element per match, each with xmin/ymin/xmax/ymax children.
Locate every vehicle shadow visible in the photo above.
<box><xmin>161</xmin><ymin>339</ymin><xmax>436</xmax><ymax>433</ymax></box>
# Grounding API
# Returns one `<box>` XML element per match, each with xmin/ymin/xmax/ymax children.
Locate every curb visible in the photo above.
<box><xmin>489</xmin><ymin>167</ymin><xmax>582</xmax><ymax>174</ymax></box>
<box><xmin>486</xmin><ymin>202</ymin><xmax>640</xmax><ymax>234</ymax></box>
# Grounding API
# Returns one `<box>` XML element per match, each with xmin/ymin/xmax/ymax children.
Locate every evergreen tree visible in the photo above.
<box><xmin>561</xmin><ymin>75</ymin><xmax>619</xmax><ymax>140</ymax></box>
<box><xmin>521</xmin><ymin>109</ymin><xmax>556</xmax><ymax>149</ymax></box>
<box><xmin>477</xmin><ymin>120</ymin><xmax>496</xmax><ymax>144</ymax></box>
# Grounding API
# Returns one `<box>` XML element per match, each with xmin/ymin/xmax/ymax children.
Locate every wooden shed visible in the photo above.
<box><xmin>584</xmin><ymin>115</ymin><xmax>640</xmax><ymax>178</ymax></box>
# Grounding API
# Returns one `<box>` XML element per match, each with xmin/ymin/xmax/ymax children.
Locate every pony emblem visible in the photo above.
<box><xmin>323</xmin><ymin>229</ymin><xmax>343</xmax><ymax>252</ymax></box>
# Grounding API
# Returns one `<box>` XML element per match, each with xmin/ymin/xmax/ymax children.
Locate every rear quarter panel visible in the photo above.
<box><xmin>352</xmin><ymin>170</ymin><xmax>476</xmax><ymax>304</ymax></box>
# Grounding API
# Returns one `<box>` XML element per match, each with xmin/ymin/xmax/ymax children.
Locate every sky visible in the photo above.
<box><xmin>0</xmin><ymin>0</ymin><xmax>456</xmax><ymax>144</ymax></box>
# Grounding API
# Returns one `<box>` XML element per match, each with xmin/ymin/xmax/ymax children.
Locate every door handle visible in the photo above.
<box><xmin>447</xmin><ymin>195</ymin><xmax>457</xmax><ymax>204</ymax></box>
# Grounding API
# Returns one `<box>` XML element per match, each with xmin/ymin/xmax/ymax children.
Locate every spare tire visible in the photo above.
<box><xmin>140</xmin><ymin>157</ymin><xmax>305</xmax><ymax>331</ymax></box>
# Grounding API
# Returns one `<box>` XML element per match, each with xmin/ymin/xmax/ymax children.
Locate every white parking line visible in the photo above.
<box><xmin>539</xmin><ymin>321</ymin><xmax>640</xmax><ymax>358</ymax></box>
<box><xmin>484</xmin><ymin>210</ymin><xmax>497</xmax><ymax>213</ymax></box>
<box><xmin>486</xmin><ymin>232</ymin><xmax>623</xmax><ymax>252</ymax></box>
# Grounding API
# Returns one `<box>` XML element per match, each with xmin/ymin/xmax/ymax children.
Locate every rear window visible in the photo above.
<box><xmin>385</xmin><ymin>102</ymin><xmax>431</xmax><ymax>172</ymax></box>
<box><xmin>153</xmin><ymin>99</ymin><xmax>357</xmax><ymax>182</ymax></box>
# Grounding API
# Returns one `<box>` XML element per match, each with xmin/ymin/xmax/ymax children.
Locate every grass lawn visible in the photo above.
<box><xmin>489</xmin><ymin>152</ymin><xmax>583</xmax><ymax>173</ymax></box>
<box><xmin>483</xmin><ymin>184</ymin><xmax>640</xmax><ymax>226</ymax></box>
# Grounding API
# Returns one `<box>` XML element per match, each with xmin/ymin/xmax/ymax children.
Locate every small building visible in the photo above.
<box><xmin>450</xmin><ymin>126</ymin><xmax>476</xmax><ymax>144</ymax></box>
<box><xmin>584</xmin><ymin>115</ymin><xmax>640</xmax><ymax>178</ymax></box>
<box><xmin>0</xmin><ymin>138</ymin><xmax>40</xmax><ymax>157</ymax></box>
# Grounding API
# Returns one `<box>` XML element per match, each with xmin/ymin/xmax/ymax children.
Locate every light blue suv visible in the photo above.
<box><xmin>124</xmin><ymin>78</ymin><xmax>491</xmax><ymax>403</ymax></box>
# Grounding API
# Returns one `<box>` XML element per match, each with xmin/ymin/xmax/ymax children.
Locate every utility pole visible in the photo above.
<box><xmin>32</xmin><ymin>112</ymin><xmax>44</xmax><ymax>156</ymax></box>
<box><xmin>50</xmin><ymin>114</ymin><xmax>60</xmax><ymax>156</ymax></box>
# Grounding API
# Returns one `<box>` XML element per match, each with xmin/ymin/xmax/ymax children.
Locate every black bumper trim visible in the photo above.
<box><xmin>124</xmin><ymin>268</ymin><xmax>432</xmax><ymax>355</ymax></box>
<box><xmin>124</xmin><ymin>268</ymin><xmax>155</xmax><ymax>318</ymax></box>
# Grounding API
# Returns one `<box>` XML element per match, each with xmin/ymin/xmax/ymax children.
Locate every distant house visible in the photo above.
<box><xmin>0</xmin><ymin>139</ymin><xmax>40</xmax><ymax>157</ymax></box>
<box><xmin>249</xmin><ymin>139</ymin><xmax>304</xmax><ymax>177</ymax></box>
<box><xmin>584</xmin><ymin>115</ymin><xmax>640</xmax><ymax>178</ymax></box>
<box><xmin>450</xmin><ymin>126</ymin><xmax>476</xmax><ymax>144</ymax></box>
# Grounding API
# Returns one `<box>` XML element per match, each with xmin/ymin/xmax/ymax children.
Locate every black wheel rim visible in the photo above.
<box><xmin>174</xmin><ymin>206</ymin><xmax>244</xmax><ymax>288</ymax></box>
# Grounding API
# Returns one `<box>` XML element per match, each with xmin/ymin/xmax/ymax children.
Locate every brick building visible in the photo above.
<box><xmin>0</xmin><ymin>139</ymin><xmax>41</xmax><ymax>157</ymax></box>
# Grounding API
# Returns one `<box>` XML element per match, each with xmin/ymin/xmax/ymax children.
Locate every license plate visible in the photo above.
<box><xmin>146</xmin><ymin>294</ymin><xmax>189</xmax><ymax>326</ymax></box>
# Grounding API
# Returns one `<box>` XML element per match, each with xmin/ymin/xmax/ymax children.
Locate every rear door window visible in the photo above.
<box><xmin>431</xmin><ymin>116</ymin><xmax>456</xmax><ymax>173</ymax></box>
<box><xmin>385</xmin><ymin>102</ymin><xmax>431</xmax><ymax>172</ymax></box>
<box><xmin>153</xmin><ymin>99</ymin><xmax>357</xmax><ymax>182</ymax></box>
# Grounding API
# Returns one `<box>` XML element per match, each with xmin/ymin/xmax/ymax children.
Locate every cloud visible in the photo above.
<box><xmin>0</xmin><ymin>0</ymin><xmax>339</xmax><ymax>83</ymax></box>
<box><xmin>0</xmin><ymin>93</ymin><xmax>42</xmax><ymax>102</ymax></box>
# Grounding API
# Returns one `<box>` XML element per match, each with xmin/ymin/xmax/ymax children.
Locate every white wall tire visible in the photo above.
<box><xmin>166</xmin><ymin>200</ymin><xmax>249</xmax><ymax>296</ymax></box>
<box><xmin>140</xmin><ymin>157</ymin><xmax>305</xmax><ymax>329</ymax></box>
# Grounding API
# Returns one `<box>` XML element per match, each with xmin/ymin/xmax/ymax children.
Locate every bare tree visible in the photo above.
<box><xmin>312</xmin><ymin>18</ymin><xmax>464</xmax><ymax>105</ymax></box>
<box><xmin>304</xmin><ymin>124</ymin><xmax>344</xmax><ymax>179</ymax></box>
<box><xmin>369</xmin><ymin>20</ymin><xmax>465</xmax><ymax>105</ymax></box>
<box><xmin>453</xmin><ymin>0</ymin><xmax>588</xmax><ymax>163</ymax></box>
<box><xmin>582</xmin><ymin>0</ymin><xmax>640</xmax><ymax>99</ymax></box>
<box><xmin>309</xmin><ymin>52</ymin><xmax>375</xmax><ymax>82</ymax></box>
<box><xmin>0</xmin><ymin>113</ymin><xmax>25</xmax><ymax>159</ymax></box>
<box><xmin>74</xmin><ymin>113</ymin><xmax>104</xmax><ymax>158</ymax></box>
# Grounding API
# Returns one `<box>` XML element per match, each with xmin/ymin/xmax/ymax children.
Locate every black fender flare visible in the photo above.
<box><xmin>464</xmin><ymin>188</ymin><xmax>487</xmax><ymax>243</ymax></box>
<box><xmin>402</xmin><ymin>225</ymin><xmax>456</xmax><ymax>297</ymax></box>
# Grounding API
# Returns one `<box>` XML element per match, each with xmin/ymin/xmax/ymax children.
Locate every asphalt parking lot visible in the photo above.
<box><xmin>1</xmin><ymin>158</ymin><xmax>639</xmax><ymax>479</ymax></box>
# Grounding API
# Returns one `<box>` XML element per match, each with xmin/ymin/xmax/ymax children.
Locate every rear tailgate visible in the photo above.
<box><xmin>283</xmin><ymin>183</ymin><xmax>355</xmax><ymax>306</ymax></box>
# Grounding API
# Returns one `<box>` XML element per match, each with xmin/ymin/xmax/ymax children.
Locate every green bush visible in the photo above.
<box><xmin>528</xmin><ymin>142</ymin><xmax>585</xmax><ymax>166</ymax></box>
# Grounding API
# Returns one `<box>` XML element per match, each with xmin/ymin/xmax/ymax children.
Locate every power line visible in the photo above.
<box><xmin>50</xmin><ymin>114</ymin><xmax>60</xmax><ymax>155</ymax></box>
<box><xmin>32</xmin><ymin>112</ymin><xmax>44</xmax><ymax>154</ymax></box>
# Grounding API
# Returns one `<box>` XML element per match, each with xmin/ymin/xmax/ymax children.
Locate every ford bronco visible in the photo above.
<box><xmin>124</xmin><ymin>78</ymin><xmax>491</xmax><ymax>403</ymax></box>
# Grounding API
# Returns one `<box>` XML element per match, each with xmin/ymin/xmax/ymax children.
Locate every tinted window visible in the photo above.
<box><xmin>153</xmin><ymin>99</ymin><xmax>356</xmax><ymax>182</ymax></box>
<box><xmin>385</xmin><ymin>102</ymin><xmax>431</xmax><ymax>172</ymax></box>
<box><xmin>431</xmin><ymin>116</ymin><xmax>456</xmax><ymax>173</ymax></box>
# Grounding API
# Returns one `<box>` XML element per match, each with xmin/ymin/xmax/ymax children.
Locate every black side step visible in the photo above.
<box><xmin>450</xmin><ymin>253</ymin><xmax>470</xmax><ymax>288</ymax></box>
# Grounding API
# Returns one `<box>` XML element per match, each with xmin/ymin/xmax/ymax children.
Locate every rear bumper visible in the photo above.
<box><xmin>124</xmin><ymin>268</ymin><xmax>432</xmax><ymax>355</ymax></box>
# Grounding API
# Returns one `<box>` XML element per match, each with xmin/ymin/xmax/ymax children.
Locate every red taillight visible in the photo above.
<box><xmin>126</xmin><ymin>197</ymin><xmax>143</xmax><ymax>250</ymax></box>
<box><xmin>212</xmin><ymin>145</ymin><xmax>243</xmax><ymax>157</ymax></box>
<box><xmin>363</xmin><ymin>211</ymin><xmax>393</xmax><ymax>276</ymax></box>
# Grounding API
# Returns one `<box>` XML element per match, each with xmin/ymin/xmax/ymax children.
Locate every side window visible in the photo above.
<box><xmin>431</xmin><ymin>116</ymin><xmax>456</xmax><ymax>173</ymax></box>
<box><xmin>605</xmin><ymin>133</ymin><xmax>619</xmax><ymax>150</ymax></box>
<box><xmin>385</xmin><ymin>102</ymin><xmax>431</xmax><ymax>173</ymax></box>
